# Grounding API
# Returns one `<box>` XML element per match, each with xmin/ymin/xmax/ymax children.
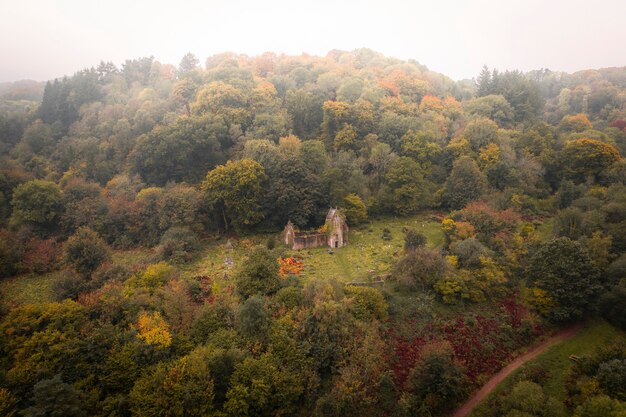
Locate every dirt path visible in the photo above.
<box><xmin>452</xmin><ymin>323</ymin><xmax>583</xmax><ymax>417</ymax></box>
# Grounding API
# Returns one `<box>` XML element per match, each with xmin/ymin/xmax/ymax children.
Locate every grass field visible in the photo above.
<box><xmin>469</xmin><ymin>320</ymin><xmax>626</xmax><ymax>417</ymax></box>
<box><xmin>181</xmin><ymin>214</ymin><xmax>444</xmax><ymax>284</ymax></box>
<box><xmin>0</xmin><ymin>214</ymin><xmax>443</xmax><ymax>307</ymax></box>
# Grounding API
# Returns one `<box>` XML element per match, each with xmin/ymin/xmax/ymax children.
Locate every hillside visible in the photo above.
<box><xmin>0</xmin><ymin>50</ymin><xmax>625</xmax><ymax>417</ymax></box>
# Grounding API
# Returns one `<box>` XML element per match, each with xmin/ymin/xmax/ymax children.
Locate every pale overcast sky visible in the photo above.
<box><xmin>1</xmin><ymin>0</ymin><xmax>625</xmax><ymax>82</ymax></box>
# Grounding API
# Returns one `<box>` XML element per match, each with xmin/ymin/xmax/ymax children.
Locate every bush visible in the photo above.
<box><xmin>21</xmin><ymin>237</ymin><xmax>61</xmax><ymax>274</ymax></box>
<box><xmin>156</xmin><ymin>226</ymin><xmax>200</xmax><ymax>263</ymax></box>
<box><xmin>392</xmin><ymin>247</ymin><xmax>450</xmax><ymax>291</ymax></box>
<box><xmin>345</xmin><ymin>285</ymin><xmax>388</xmax><ymax>320</ymax></box>
<box><xmin>403</xmin><ymin>229</ymin><xmax>427</xmax><ymax>251</ymax></box>
<box><xmin>125</xmin><ymin>262</ymin><xmax>177</xmax><ymax>294</ymax></box>
<box><xmin>64</xmin><ymin>227</ymin><xmax>111</xmax><ymax>276</ymax></box>
<box><xmin>274</xmin><ymin>286</ymin><xmax>303</xmax><ymax>310</ymax></box>
<box><xmin>450</xmin><ymin>238</ymin><xmax>491</xmax><ymax>268</ymax></box>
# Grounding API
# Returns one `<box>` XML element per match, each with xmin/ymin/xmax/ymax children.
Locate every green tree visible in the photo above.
<box><xmin>464</xmin><ymin>95</ymin><xmax>514</xmax><ymax>126</ymax></box>
<box><xmin>404</xmin><ymin>342</ymin><xmax>469</xmax><ymax>416</ymax></box>
<box><xmin>266</xmin><ymin>159</ymin><xmax>327</xmax><ymax>228</ymax></box>
<box><xmin>63</xmin><ymin>227</ymin><xmax>111</xmax><ymax>276</ymax></box>
<box><xmin>132</xmin><ymin>114</ymin><xmax>226</xmax><ymax>185</ymax></box>
<box><xmin>597</xmin><ymin>359</ymin><xmax>626</xmax><ymax>400</ymax></box>
<box><xmin>404</xmin><ymin>229</ymin><xmax>427</xmax><ymax>251</ymax></box>
<box><xmin>442</xmin><ymin>156</ymin><xmax>487</xmax><ymax>209</ymax></box>
<box><xmin>10</xmin><ymin>180</ymin><xmax>63</xmax><ymax>231</ymax></box>
<box><xmin>384</xmin><ymin>157</ymin><xmax>432</xmax><ymax>215</ymax></box>
<box><xmin>129</xmin><ymin>346</ymin><xmax>217</xmax><ymax>417</ymax></box>
<box><xmin>234</xmin><ymin>246</ymin><xmax>280</xmax><ymax>299</ymax></box>
<box><xmin>574</xmin><ymin>395</ymin><xmax>626</xmax><ymax>417</ymax></box>
<box><xmin>464</xmin><ymin>117</ymin><xmax>499</xmax><ymax>152</ymax></box>
<box><xmin>528</xmin><ymin>238</ymin><xmax>602</xmax><ymax>322</ymax></box>
<box><xmin>224</xmin><ymin>354</ymin><xmax>303</xmax><ymax>417</ymax></box>
<box><xmin>22</xmin><ymin>374</ymin><xmax>86</xmax><ymax>417</ymax></box>
<box><xmin>502</xmin><ymin>380</ymin><xmax>566</xmax><ymax>417</ymax></box>
<box><xmin>202</xmin><ymin>159</ymin><xmax>267</xmax><ymax>232</ymax></box>
<box><xmin>236</xmin><ymin>295</ymin><xmax>270</xmax><ymax>342</ymax></box>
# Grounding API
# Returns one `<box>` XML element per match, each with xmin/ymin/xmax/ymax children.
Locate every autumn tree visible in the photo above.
<box><xmin>202</xmin><ymin>159</ymin><xmax>267</xmax><ymax>232</ymax></box>
<box><xmin>342</xmin><ymin>194</ymin><xmax>367</xmax><ymax>225</ymax></box>
<box><xmin>223</xmin><ymin>354</ymin><xmax>303</xmax><ymax>417</ymax></box>
<box><xmin>560</xmin><ymin>138</ymin><xmax>620</xmax><ymax>182</ymax></box>
<box><xmin>129</xmin><ymin>346</ymin><xmax>218</xmax><ymax>417</ymax></box>
<box><xmin>63</xmin><ymin>227</ymin><xmax>111</xmax><ymax>276</ymax></box>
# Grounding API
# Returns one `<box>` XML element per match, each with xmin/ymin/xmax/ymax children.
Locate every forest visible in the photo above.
<box><xmin>0</xmin><ymin>49</ymin><xmax>625</xmax><ymax>417</ymax></box>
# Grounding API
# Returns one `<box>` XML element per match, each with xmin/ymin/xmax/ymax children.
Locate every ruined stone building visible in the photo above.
<box><xmin>284</xmin><ymin>208</ymin><xmax>349</xmax><ymax>250</ymax></box>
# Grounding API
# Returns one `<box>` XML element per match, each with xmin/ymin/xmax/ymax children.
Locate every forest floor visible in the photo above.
<box><xmin>464</xmin><ymin>320</ymin><xmax>626</xmax><ymax>417</ymax></box>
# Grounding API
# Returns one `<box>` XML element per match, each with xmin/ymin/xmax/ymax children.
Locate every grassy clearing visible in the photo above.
<box><xmin>0</xmin><ymin>270</ymin><xmax>62</xmax><ymax>307</ymax></box>
<box><xmin>181</xmin><ymin>214</ymin><xmax>444</xmax><ymax>284</ymax></box>
<box><xmin>0</xmin><ymin>215</ymin><xmax>442</xmax><ymax>307</ymax></box>
<box><xmin>0</xmin><ymin>248</ymin><xmax>154</xmax><ymax>308</ymax></box>
<box><xmin>469</xmin><ymin>320</ymin><xmax>626</xmax><ymax>417</ymax></box>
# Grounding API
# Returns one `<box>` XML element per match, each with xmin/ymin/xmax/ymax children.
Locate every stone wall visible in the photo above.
<box><xmin>291</xmin><ymin>233</ymin><xmax>327</xmax><ymax>250</ymax></box>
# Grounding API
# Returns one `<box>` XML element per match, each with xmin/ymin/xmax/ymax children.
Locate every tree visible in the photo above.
<box><xmin>464</xmin><ymin>95</ymin><xmax>514</xmax><ymax>126</ymax></box>
<box><xmin>236</xmin><ymin>295</ymin><xmax>270</xmax><ymax>342</ymax></box>
<box><xmin>502</xmin><ymin>380</ymin><xmax>566</xmax><ymax>417</ymax></box>
<box><xmin>157</xmin><ymin>226</ymin><xmax>200</xmax><ymax>263</ymax></box>
<box><xmin>224</xmin><ymin>354</ymin><xmax>303</xmax><ymax>417</ymax></box>
<box><xmin>574</xmin><ymin>395</ymin><xmax>626</xmax><ymax>417</ymax></box>
<box><xmin>560</xmin><ymin>138</ymin><xmax>620</xmax><ymax>182</ymax></box>
<box><xmin>10</xmin><ymin>180</ymin><xmax>63</xmax><ymax>231</ymax></box>
<box><xmin>442</xmin><ymin>156</ymin><xmax>487</xmax><ymax>209</ymax></box>
<box><xmin>404</xmin><ymin>229</ymin><xmax>427</xmax><ymax>251</ymax></box>
<box><xmin>597</xmin><ymin>359</ymin><xmax>626</xmax><ymax>400</ymax></box>
<box><xmin>22</xmin><ymin>374</ymin><xmax>86</xmax><ymax>417</ymax></box>
<box><xmin>132</xmin><ymin>114</ymin><xmax>226</xmax><ymax>185</ymax></box>
<box><xmin>404</xmin><ymin>342</ymin><xmax>469</xmax><ymax>416</ymax></box>
<box><xmin>129</xmin><ymin>346</ymin><xmax>217</xmax><ymax>417</ymax></box>
<box><xmin>234</xmin><ymin>246</ymin><xmax>280</xmax><ymax>299</ymax></box>
<box><xmin>202</xmin><ymin>159</ymin><xmax>267</xmax><ymax>232</ymax></box>
<box><xmin>191</xmin><ymin>81</ymin><xmax>249</xmax><ymax>127</ymax></box>
<box><xmin>178</xmin><ymin>52</ymin><xmax>199</xmax><ymax>75</ymax></box>
<box><xmin>334</xmin><ymin>123</ymin><xmax>358</xmax><ymax>151</ymax></box>
<box><xmin>136</xmin><ymin>311</ymin><xmax>172</xmax><ymax>348</ymax></box>
<box><xmin>560</xmin><ymin>113</ymin><xmax>593</xmax><ymax>133</ymax></box>
<box><xmin>528</xmin><ymin>238</ymin><xmax>602</xmax><ymax>322</ymax></box>
<box><xmin>464</xmin><ymin>117</ymin><xmax>499</xmax><ymax>151</ymax></box>
<box><xmin>266</xmin><ymin>160</ymin><xmax>327</xmax><ymax>228</ymax></box>
<box><xmin>476</xmin><ymin>65</ymin><xmax>492</xmax><ymax>96</ymax></box>
<box><xmin>63</xmin><ymin>227</ymin><xmax>111</xmax><ymax>276</ymax></box>
<box><xmin>342</xmin><ymin>194</ymin><xmax>367</xmax><ymax>225</ymax></box>
<box><xmin>401</xmin><ymin>130</ymin><xmax>441</xmax><ymax>166</ymax></box>
<box><xmin>384</xmin><ymin>157</ymin><xmax>432</xmax><ymax>215</ymax></box>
